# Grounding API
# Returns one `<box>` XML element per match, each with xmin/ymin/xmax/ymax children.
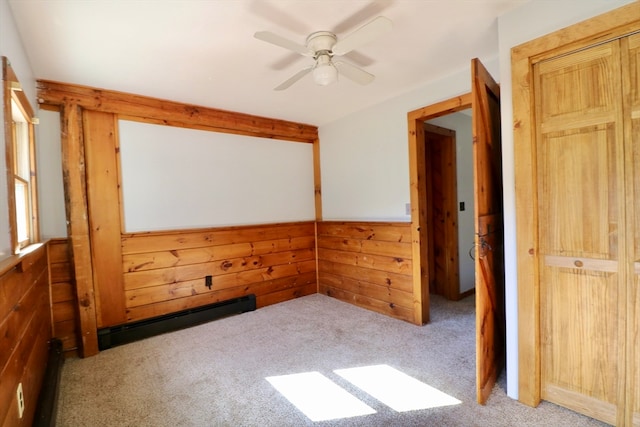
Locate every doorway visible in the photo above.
<box><xmin>424</xmin><ymin>115</ymin><xmax>475</xmax><ymax>302</ymax></box>
<box><xmin>407</xmin><ymin>93</ymin><xmax>473</xmax><ymax>327</ymax></box>
<box><xmin>407</xmin><ymin>57</ymin><xmax>505</xmax><ymax>406</ymax></box>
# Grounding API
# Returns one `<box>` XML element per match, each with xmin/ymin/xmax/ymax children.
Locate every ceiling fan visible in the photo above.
<box><xmin>254</xmin><ymin>16</ymin><xmax>392</xmax><ymax>91</ymax></box>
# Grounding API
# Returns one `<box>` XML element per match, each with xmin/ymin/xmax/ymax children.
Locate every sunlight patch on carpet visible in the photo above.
<box><xmin>335</xmin><ymin>364</ymin><xmax>462</xmax><ymax>412</ymax></box>
<box><xmin>266</xmin><ymin>372</ymin><xmax>376</xmax><ymax>421</ymax></box>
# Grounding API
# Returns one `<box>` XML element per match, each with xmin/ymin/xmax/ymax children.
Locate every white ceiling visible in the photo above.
<box><xmin>8</xmin><ymin>0</ymin><xmax>527</xmax><ymax>127</ymax></box>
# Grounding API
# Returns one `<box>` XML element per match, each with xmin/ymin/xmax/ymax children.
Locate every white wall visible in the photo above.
<box><xmin>0</xmin><ymin>0</ymin><xmax>36</xmax><ymax>260</ymax></box>
<box><xmin>34</xmin><ymin>104</ymin><xmax>317</xmax><ymax>238</ymax></box>
<box><xmin>33</xmin><ymin>114</ymin><xmax>317</xmax><ymax>237</ymax></box>
<box><xmin>37</xmin><ymin>110</ymin><xmax>67</xmax><ymax>238</ymax></box>
<box><xmin>426</xmin><ymin>112</ymin><xmax>475</xmax><ymax>293</ymax></box>
<box><xmin>118</xmin><ymin>120</ymin><xmax>315</xmax><ymax>232</ymax></box>
<box><xmin>320</xmin><ymin>58</ymin><xmax>499</xmax><ymax>221</ymax></box>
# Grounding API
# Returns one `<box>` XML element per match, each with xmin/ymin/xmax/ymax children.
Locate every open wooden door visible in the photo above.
<box><xmin>471</xmin><ymin>58</ymin><xmax>505</xmax><ymax>404</ymax></box>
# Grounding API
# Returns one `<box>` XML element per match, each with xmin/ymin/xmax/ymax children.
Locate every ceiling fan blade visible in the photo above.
<box><xmin>332</xmin><ymin>0</ymin><xmax>394</xmax><ymax>34</ymax></box>
<box><xmin>334</xmin><ymin>61</ymin><xmax>375</xmax><ymax>85</ymax></box>
<box><xmin>332</xmin><ymin>16</ymin><xmax>392</xmax><ymax>56</ymax></box>
<box><xmin>249</xmin><ymin>0</ymin><xmax>309</xmax><ymax>35</ymax></box>
<box><xmin>254</xmin><ymin>31</ymin><xmax>312</xmax><ymax>57</ymax></box>
<box><xmin>274</xmin><ymin>67</ymin><xmax>313</xmax><ymax>91</ymax></box>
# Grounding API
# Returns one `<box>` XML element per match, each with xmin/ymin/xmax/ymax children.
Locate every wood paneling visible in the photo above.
<box><xmin>317</xmin><ymin>221</ymin><xmax>414</xmax><ymax>323</ymax></box>
<box><xmin>120</xmin><ymin>222</ymin><xmax>317</xmax><ymax>323</ymax></box>
<box><xmin>0</xmin><ymin>244</ymin><xmax>51</xmax><ymax>427</ymax></box>
<box><xmin>37</xmin><ymin>80</ymin><xmax>318</xmax><ymax>144</ymax></box>
<box><xmin>48</xmin><ymin>239</ymin><xmax>78</xmax><ymax>354</ymax></box>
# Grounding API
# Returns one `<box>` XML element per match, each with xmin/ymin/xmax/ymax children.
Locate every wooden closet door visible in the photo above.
<box><xmin>626</xmin><ymin>32</ymin><xmax>640</xmax><ymax>427</ymax></box>
<box><xmin>534</xmin><ymin>40</ymin><xmax>626</xmax><ymax>425</ymax></box>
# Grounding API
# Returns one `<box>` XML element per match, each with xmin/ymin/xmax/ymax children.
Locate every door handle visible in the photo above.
<box><xmin>469</xmin><ymin>237</ymin><xmax>492</xmax><ymax>260</ymax></box>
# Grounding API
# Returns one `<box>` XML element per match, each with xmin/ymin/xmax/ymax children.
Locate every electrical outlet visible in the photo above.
<box><xmin>17</xmin><ymin>382</ymin><xmax>24</xmax><ymax>419</ymax></box>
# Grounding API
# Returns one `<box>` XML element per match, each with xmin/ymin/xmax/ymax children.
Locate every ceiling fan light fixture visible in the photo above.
<box><xmin>313</xmin><ymin>62</ymin><xmax>338</xmax><ymax>86</ymax></box>
<box><xmin>312</xmin><ymin>53</ymin><xmax>337</xmax><ymax>86</ymax></box>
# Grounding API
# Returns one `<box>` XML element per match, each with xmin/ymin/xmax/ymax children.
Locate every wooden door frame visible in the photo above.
<box><xmin>423</xmin><ymin>122</ymin><xmax>461</xmax><ymax>301</ymax></box>
<box><xmin>511</xmin><ymin>2</ymin><xmax>640</xmax><ymax>408</ymax></box>
<box><xmin>407</xmin><ymin>94</ymin><xmax>471</xmax><ymax>324</ymax></box>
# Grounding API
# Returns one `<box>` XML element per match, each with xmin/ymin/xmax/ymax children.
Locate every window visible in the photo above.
<box><xmin>3</xmin><ymin>56</ymin><xmax>39</xmax><ymax>253</ymax></box>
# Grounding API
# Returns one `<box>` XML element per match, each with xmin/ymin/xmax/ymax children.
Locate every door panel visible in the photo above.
<box><xmin>424</xmin><ymin>123</ymin><xmax>460</xmax><ymax>300</ymax></box>
<box><xmin>535</xmin><ymin>39</ymin><xmax>625</xmax><ymax>425</ymax></box>
<box><xmin>472</xmin><ymin>58</ymin><xmax>505</xmax><ymax>405</ymax></box>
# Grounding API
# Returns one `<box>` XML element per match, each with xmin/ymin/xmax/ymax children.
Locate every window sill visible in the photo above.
<box><xmin>0</xmin><ymin>241</ymin><xmax>48</xmax><ymax>277</ymax></box>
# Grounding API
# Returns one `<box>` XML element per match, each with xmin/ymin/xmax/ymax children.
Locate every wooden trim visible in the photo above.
<box><xmin>408</xmin><ymin>94</ymin><xmax>472</xmax><ymax>122</ymax></box>
<box><xmin>621</xmin><ymin>33</ymin><xmax>640</xmax><ymax>427</ymax></box>
<box><xmin>28</xmin><ymin>118</ymin><xmax>40</xmax><ymax>243</ymax></box>
<box><xmin>313</xmin><ymin>137</ymin><xmax>322</xmax><ymax>220</ymax></box>
<box><xmin>60</xmin><ymin>104</ymin><xmax>99</xmax><ymax>357</ymax></box>
<box><xmin>0</xmin><ymin>242</ymin><xmax>46</xmax><ymax>277</ymax></box>
<box><xmin>458</xmin><ymin>287</ymin><xmax>475</xmax><ymax>300</ymax></box>
<box><xmin>407</xmin><ymin>93</ymin><xmax>472</xmax><ymax>324</ymax></box>
<box><xmin>511</xmin><ymin>1</ymin><xmax>640</xmax><ymax>409</ymax></box>
<box><xmin>2</xmin><ymin>57</ymin><xmax>18</xmax><ymax>254</ymax></box>
<box><xmin>37</xmin><ymin>80</ymin><xmax>318</xmax><ymax>143</ymax></box>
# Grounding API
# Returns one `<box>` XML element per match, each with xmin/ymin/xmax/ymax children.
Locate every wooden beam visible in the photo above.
<box><xmin>83</xmin><ymin>110</ymin><xmax>127</xmax><ymax>328</ymax></box>
<box><xmin>60</xmin><ymin>104</ymin><xmax>99</xmax><ymax>357</ymax></box>
<box><xmin>407</xmin><ymin>115</ymin><xmax>429</xmax><ymax>325</ymax></box>
<box><xmin>408</xmin><ymin>93</ymin><xmax>472</xmax><ymax>122</ymax></box>
<box><xmin>37</xmin><ymin>80</ymin><xmax>318</xmax><ymax>143</ymax></box>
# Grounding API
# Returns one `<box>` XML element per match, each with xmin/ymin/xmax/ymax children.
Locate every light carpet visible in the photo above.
<box><xmin>55</xmin><ymin>294</ymin><xmax>608</xmax><ymax>427</ymax></box>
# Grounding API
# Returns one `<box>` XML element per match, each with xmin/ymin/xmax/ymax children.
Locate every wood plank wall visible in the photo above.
<box><xmin>121</xmin><ymin>222</ymin><xmax>317</xmax><ymax>323</ymax></box>
<box><xmin>0</xmin><ymin>244</ymin><xmax>51</xmax><ymax>426</ymax></box>
<box><xmin>49</xmin><ymin>239</ymin><xmax>78</xmax><ymax>355</ymax></box>
<box><xmin>317</xmin><ymin>221</ymin><xmax>415</xmax><ymax>323</ymax></box>
<box><xmin>38</xmin><ymin>80</ymin><xmax>320</xmax><ymax>356</ymax></box>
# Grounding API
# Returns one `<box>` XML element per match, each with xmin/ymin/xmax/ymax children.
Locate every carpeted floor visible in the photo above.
<box><xmin>55</xmin><ymin>294</ymin><xmax>609</xmax><ymax>426</ymax></box>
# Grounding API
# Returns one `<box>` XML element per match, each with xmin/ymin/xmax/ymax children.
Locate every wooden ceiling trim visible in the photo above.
<box><xmin>36</xmin><ymin>80</ymin><xmax>318</xmax><ymax>143</ymax></box>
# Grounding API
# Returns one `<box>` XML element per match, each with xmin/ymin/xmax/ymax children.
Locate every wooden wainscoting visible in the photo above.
<box><xmin>0</xmin><ymin>244</ymin><xmax>51</xmax><ymax>426</ymax></box>
<box><xmin>120</xmin><ymin>221</ymin><xmax>317</xmax><ymax>323</ymax></box>
<box><xmin>317</xmin><ymin>221</ymin><xmax>414</xmax><ymax>323</ymax></box>
<box><xmin>48</xmin><ymin>239</ymin><xmax>78</xmax><ymax>355</ymax></box>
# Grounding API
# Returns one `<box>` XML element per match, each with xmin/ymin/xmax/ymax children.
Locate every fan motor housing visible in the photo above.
<box><xmin>306</xmin><ymin>31</ymin><xmax>337</xmax><ymax>55</ymax></box>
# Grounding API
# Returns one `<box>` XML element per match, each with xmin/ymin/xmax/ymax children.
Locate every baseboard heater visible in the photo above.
<box><xmin>98</xmin><ymin>294</ymin><xmax>256</xmax><ymax>350</ymax></box>
<box><xmin>33</xmin><ymin>338</ymin><xmax>64</xmax><ymax>427</ymax></box>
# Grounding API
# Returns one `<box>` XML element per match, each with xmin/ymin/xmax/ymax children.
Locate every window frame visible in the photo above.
<box><xmin>3</xmin><ymin>56</ymin><xmax>39</xmax><ymax>253</ymax></box>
